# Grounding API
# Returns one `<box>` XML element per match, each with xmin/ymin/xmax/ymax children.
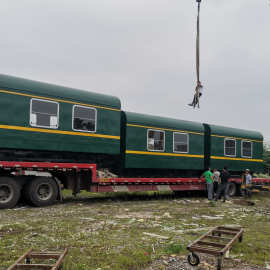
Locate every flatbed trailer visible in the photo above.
<box><xmin>0</xmin><ymin>161</ymin><xmax>269</xmax><ymax>209</ymax></box>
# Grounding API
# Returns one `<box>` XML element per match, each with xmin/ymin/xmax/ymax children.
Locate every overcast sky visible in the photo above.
<box><xmin>1</xmin><ymin>0</ymin><xmax>269</xmax><ymax>141</ymax></box>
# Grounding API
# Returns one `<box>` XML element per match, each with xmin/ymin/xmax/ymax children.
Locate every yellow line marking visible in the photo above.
<box><xmin>126</xmin><ymin>150</ymin><xmax>204</xmax><ymax>158</ymax></box>
<box><xmin>0</xmin><ymin>89</ymin><xmax>120</xmax><ymax>112</ymax></box>
<box><xmin>211</xmin><ymin>134</ymin><xmax>263</xmax><ymax>143</ymax></box>
<box><xmin>211</xmin><ymin>156</ymin><xmax>263</xmax><ymax>162</ymax></box>
<box><xmin>127</xmin><ymin>124</ymin><xmax>204</xmax><ymax>135</ymax></box>
<box><xmin>0</xmin><ymin>124</ymin><xmax>120</xmax><ymax>140</ymax></box>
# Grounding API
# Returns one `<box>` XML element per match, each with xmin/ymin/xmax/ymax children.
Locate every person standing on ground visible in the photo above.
<box><xmin>215</xmin><ymin>166</ymin><xmax>230</xmax><ymax>202</ymax></box>
<box><xmin>212</xmin><ymin>168</ymin><xmax>220</xmax><ymax>196</ymax></box>
<box><xmin>242</xmin><ymin>169</ymin><xmax>252</xmax><ymax>197</ymax></box>
<box><xmin>201</xmin><ymin>168</ymin><xmax>214</xmax><ymax>200</ymax></box>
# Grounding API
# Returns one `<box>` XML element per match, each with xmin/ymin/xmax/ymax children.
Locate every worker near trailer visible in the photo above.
<box><xmin>215</xmin><ymin>166</ymin><xmax>230</xmax><ymax>202</ymax></box>
<box><xmin>242</xmin><ymin>169</ymin><xmax>252</xmax><ymax>197</ymax></box>
<box><xmin>212</xmin><ymin>168</ymin><xmax>220</xmax><ymax>196</ymax></box>
<box><xmin>201</xmin><ymin>167</ymin><xmax>214</xmax><ymax>200</ymax></box>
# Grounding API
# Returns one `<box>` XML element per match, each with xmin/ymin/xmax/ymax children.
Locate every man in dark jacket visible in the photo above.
<box><xmin>215</xmin><ymin>166</ymin><xmax>230</xmax><ymax>202</ymax></box>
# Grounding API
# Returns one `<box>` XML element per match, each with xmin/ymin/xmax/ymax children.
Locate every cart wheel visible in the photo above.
<box><xmin>187</xmin><ymin>253</ymin><xmax>200</xmax><ymax>266</ymax></box>
<box><xmin>217</xmin><ymin>257</ymin><xmax>222</xmax><ymax>270</ymax></box>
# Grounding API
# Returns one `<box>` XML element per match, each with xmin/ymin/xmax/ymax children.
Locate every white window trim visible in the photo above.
<box><xmin>147</xmin><ymin>129</ymin><xmax>165</xmax><ymax>152</ymax></box>
<box><xmin>241</xmin><ymin>140</ymin><xmax>252</xmax><ymax>158</ymax></box>
<box><xmin>30</xmin><ymin>98</ymin><xmax>59</xmax><ymax>129</ymax></box>
<box><xmin>72</xmin><ymin>105</ymin><xmax>97</xmax><ymax>133</ymax></box>
<box><xmin>224</xmin><ymin>138</ymin><xmax>236</xmax><ymax>157</ymax></box>
<box><xmin>173</xmin><ymin>132</ymin><xmax>189</xmax><ymax>153</ymax></box>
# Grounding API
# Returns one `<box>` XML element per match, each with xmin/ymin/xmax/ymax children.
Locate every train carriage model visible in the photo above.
<box><xmin>0</xmin><ymin>74</ymin><xmax>266</xmax><ymax>209</ymax></box>
<box><xmin>204</xmin><ymin>124</ymin><xmax>263</xmax><ymax>174</ymax></box>
<box><xmin>121</xmin><ymin>111</ymin><xmax>205</xmax><ymax>177</ymax></box>
<box><xmin>0</xmin><ymin>74</ymin><xmax>264</xmax><ymax>176</ymax></box>
<box><xmin>120</xmin><ymin>112</ymin><xmax>264</xmax><ymax>177</ymax></box>
<box><xmin>0</xmin><ymin>74</ymin><xmax>121</xmax><ymax>170</ymax></box>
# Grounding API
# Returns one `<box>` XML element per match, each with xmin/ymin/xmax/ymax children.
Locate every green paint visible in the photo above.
<box><xmin>0</xmin><ymin>75</ymin><xmax>121</xmax><ymax>155</ymax></box>
<box><xmin>123</xmin><ymin>112</ymin><xmax>205</xmax><ymax>169</ymax></box>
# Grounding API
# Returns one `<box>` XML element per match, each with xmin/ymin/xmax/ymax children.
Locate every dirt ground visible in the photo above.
<box><xmin>0</xmin><ymin>191</ymin><xmax>270</xmax><ymax>270</ymax></box>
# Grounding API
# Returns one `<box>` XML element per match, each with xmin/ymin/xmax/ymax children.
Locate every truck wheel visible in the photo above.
<box><xmin>0</xmin><ymin>177</ymin><xmax>21</xmax><ymax>209</ymax></box>
<box><xmin>24</xmin><ymin>177</ymin><xmax>58</xmax><ymax>207</ymax></box>
<box><xmin>227</xmin><ymin>182</ymin><xmax>237</xmax><ymax>197</ymax></box>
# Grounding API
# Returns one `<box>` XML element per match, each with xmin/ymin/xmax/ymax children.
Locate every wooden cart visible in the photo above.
<box><xmin>7</xmin><ymin>248</ymin><xmax>68</xmax><ymax>270</ymax></box>
<box><xmin>187</xmin><ymin>226</ymin><xmax>243</xmax><ymax>270</ymax></box>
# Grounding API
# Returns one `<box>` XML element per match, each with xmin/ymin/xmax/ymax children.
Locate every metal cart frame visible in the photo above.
<box><xmin>7</xmin><ymin>248</ymin><xmax>68</xmax><ymax>270</ymax></box>
<box><xmin>187</xmin><ymin>226</ymin><xmax>243</xmax><ymax>270</ymax></box>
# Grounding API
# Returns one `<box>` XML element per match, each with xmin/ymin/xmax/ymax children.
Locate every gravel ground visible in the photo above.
<box><xmin>147</xmin><ymin>254</ymin><xmax>269</xmax><ymax>270</ymax></box>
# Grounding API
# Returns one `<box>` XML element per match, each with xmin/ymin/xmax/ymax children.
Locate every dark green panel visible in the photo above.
<box><xmin>0</xmin><ymin>129</ymin><xmax>119</xmax><ymax>154</ymax></box>
<box><xmin>207</xmin><ymin>124</ymin><xmax>263</xmax><ymax>173</ymax></box>
<box><xmin>0</xmin><ymin>81</ymin><xmax>121</xmax><ymax>154</ymax></box>
<box><xmin>126</xmin><ymin>112</ymin><xmax>204</xmax><ymax>132</ymax></box>
<box><xmin>126</xmin><ymin>155</ymin><xmax>204</xmax><ymax>169</ymax></box>
<box><xmin>123</xmin><ymin>111</ymin><xmax>205</xmax><ymax>169</ymax></box>
<box><xmin>0</xmin><ymin>74</ymin><xmax>120</xmax><ymax>109</ymax></box>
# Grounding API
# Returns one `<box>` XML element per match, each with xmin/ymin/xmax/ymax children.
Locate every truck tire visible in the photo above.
<box><xmin>0</xmin><ymin>177</ymin><xmax>21</xmax><ymax>209</ymax></box>
<box><xmin>24</xmin><ymin>177</ymin><xmax>58</xmax><ymax>207</ymax></box>
<box><xmin>227</xmin><ymin>182</ymin><xmax>237</xmax><ymax>197</ymax></box>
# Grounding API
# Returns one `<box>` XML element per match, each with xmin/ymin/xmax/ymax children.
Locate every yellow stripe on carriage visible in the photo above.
<box><xmin>211</xmin><ymin>134</ymin><xmax>263</xmax><ymax>143</ymax></box>
<box><xmin>0</xmin><ymin>124</ymin><xmax>120</xmax><ymax>140</ymax></box>
<box><xmin>126</xmin><ymin>150</ymin><xmax>204</xmax><ymax>158</ymax></box>
<box><xmin>210</xmin><ymin>156</ymin><xmax>263</xmax><ymax>162</ymax></box>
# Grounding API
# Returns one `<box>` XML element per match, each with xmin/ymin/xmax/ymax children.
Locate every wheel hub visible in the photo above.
<box><xmin>37</xmin><ymin>184</ymin><xmax>53</xmax><ymax>201</ymax></box>
<box><xmin>0</xmin><ymin>184</ymin><xmax>13</xmax><ymax>203</ymax></box>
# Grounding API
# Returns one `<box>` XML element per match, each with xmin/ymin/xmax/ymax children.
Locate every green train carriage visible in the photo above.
<box><xmin>0</xmin><ymin>74</ymin><xmax>121</xmax><ymax>170</ymax></box>
<box><xmin>204</xmin><ymin>124</ymin><xmax>263</xmax><ymax>174</ymax></box>
<box><xmin>120</xmin><ymin>111</ymin><xmax>205</xmax><ymax>177</ymax></box>
<box><xmin>120</xmin><ymin>111</ymin><xmax>263</xmax><ymax>176</ymax></box>
<box><xmin>0</xmin><ymin>74</ymin><xmax>266</xmax><ymax>209</ymax></box>
<box><xmin>0</xmin><ymin>74</ymin><xmax>264</xmax><ymax>176</ymax></box>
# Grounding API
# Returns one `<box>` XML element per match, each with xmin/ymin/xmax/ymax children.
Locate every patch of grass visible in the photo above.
<box><xmin>163</xmin><ymin>243</ymin><xmax>185</xmax><ymax>255</ymax></box>
<box><xmin>1</xmin><ymin>192</ymin><xmax>270</xmax><ymax>269</ymax></box>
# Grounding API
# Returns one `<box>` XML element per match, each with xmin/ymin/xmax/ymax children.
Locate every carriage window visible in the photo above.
<box><xmin>174</xmin><ymin>132</ymin><xmax>188</xmax><ymax>153</ymax></box>
<box><xmin>30</xmin><ymin>99</ymin><xmax>59</xmax><ymax>128</ymax></box>
<box><xmin>224</xmin><ymin>138</ymin><xmax>236</xmax><ymax>156</ymax></box>
<box><xmin>73</xmin><ymin>105</ymin><xmax>96</xmax><ymax>132</ymax></box>
<box><xmin>242</xmin><ymin>140</ymin><xmax>252</xmax><ymax>158</ymax></box>
<box><xmin>147</xmin><ymin>129</ymin><xmax>165</xmax><ymax>151</ymax></box>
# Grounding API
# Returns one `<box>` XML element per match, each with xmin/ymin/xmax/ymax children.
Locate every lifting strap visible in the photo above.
<box><xmin>196</xmin><ymin>0</ymin><xmax>201</xmax><ymax>85</ymax></box>
<box><xmin>190</xmin><ymin>0</ymin><xmax>202</xmax><ymax>109</ymax></box>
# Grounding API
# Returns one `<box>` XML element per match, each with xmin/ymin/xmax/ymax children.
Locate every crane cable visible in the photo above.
<box><xmin>196</xmin><ymin>0</ymin><xmax>201</xmax><ymax>86</ymax></box>
<box><xmin>190</xmin><ymin>0</ymin><xmax>202</xmax><ymax>109</ymax></box>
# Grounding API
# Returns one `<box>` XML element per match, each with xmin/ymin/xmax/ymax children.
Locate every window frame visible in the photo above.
<box><xmin>173</xmin><ymin>132</ymin><xmax>189</xmax><ymax>154</ymax></box>
<box><xmin>241</xmin><ymin>140</ymin><xmax>252</xmax><ymax>158</ymax></box>
<box><xmin>147</xmin><ymin>129</ymin><xmax>165</xmax><ymax>152</ymax></box>
<box><xmin>30</xmin><ymin>98</ymin><xmax>59</xmax><ymax>129</ymax></box>
<box><xmin>224</xmin><ymin>138</ymin><xmax>236</xmax><ymax>157</ymax></box>
<box><xmin>72</xmin><ymin>105</ymin><xmax>97</xmax><ymax>133</ymax></box>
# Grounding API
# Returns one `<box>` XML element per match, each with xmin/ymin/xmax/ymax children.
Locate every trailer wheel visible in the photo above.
<box><xmin>187</xmin><ymin>253</ymin><xmax>200</xmax><ymax>266</ymax></box>
<box><xmin>0</xmin><ymin>177</ymin><xmax>21</xmax><ymax>209</ymax></box>
<box><xmin>227</xmin><ymin>182</ymin><xmax>237</xmax><ymax>197</ymax></box>
<box><xmin>24</xmin><ymin>177</ymin><xmax>58</xmax><ymax>207</ymax></box>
